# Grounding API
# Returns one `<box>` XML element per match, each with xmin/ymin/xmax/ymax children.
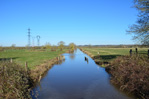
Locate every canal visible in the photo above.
<box><xmin>31</xmin><ymin>49</ymin><xmax>134</xmax><ymax>99</ymax></box>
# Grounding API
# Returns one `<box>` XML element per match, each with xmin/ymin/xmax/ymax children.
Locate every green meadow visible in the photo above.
<box><xmin>0</xmin><ymin>49</ymin><xmax>68</xmax><ymax>69</ymax></box>
<box><xmin>81</xmin><ymin>47</ymin><xmax>148</xmax><ymax>62</ymax></box>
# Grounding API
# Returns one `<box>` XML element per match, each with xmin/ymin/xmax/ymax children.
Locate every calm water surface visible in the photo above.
<box><xmin>31</xmin><ymin>49</ymin><xmax>134</xmax><ymax>99</ymax></box>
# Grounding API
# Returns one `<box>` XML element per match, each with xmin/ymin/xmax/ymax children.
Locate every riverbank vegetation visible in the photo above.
<box><xmin>0</xmin><ymin>61</ymin><xmax>32</xmax><ymax>99</ymax></box>
<box><xmin>106</xmin><ymin>55</ymin><xmax>149</xmax><ymax>99</ymax></box>
<box><xmin>0</xmin><ymin>43</ymin><xmax>76</xmax><ymax>99</ymax></box>
<box><xmin>80</xmin><ymin>46</ymin><xmax>149</xmax><ymax>99</ymax></box>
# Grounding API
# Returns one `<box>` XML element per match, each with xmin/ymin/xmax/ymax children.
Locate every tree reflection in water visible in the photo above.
<box><xmin>69</xmin><ymin>53</ymin><xmax>75</xmax><ymax>60</ymax></box>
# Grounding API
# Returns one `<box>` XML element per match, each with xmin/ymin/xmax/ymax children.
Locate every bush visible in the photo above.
<box><xmin>0</xmin><ymin>61</ymin><xmax>32</xmax><ymax>99</ymax></box>
<box><xmin>107</xmin><ymin>55</ymin><xmax>149</xmax><ymax>99</ymax></box>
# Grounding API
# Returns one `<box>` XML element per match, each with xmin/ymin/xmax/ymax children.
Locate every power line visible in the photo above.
<box><xmin>28</xmin><ymin>28</ymin><xmax>31</xmax><ymax>48</ymax></box>
<box><xmin>36</xmin><ymin>35</ymin><xmax>40</xmax><ymax>46</ymax></box>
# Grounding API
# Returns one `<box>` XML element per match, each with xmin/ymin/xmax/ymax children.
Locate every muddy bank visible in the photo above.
<box><xmin>30</xmin><ymin>50</ymin><xmax>71</xmax><ymax>84</ymax></box>
<box><xmin>29</xmin><ymin>55</ymin><xmax>65</xmax><ymax>84</ymax></box>
<box><xmin>28</xmin><ymin>55</ymin><xmax>65</xmax><ymax>98</ymax></box>
<box><xmin>79</xmin><ymin>48</ymin><xmax>109</xmax><ymax>67</ymax></box>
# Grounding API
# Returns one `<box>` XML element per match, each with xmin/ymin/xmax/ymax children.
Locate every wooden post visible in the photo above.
<box><xmin>136</xmin><ymin>48</ymin><xmax>138</xmax><ymax>54</ymax></box>
<box><xmin>130</xmin><ymin>49</ymin><xmax>132</xmax><ymax>56</ymax></box>
<box><xmin>85</xmin><ymin>57</ymin><xmax>86</xmax><ymax>61</ymax></box>
<box><xmin>10</xmin><ymin>58</ymin><xmax>12</xmax><ymax>63</ymax></box>
<box><xmin>25</xmin><ymin>62</ymin><xmax>28</xmax><ymax>73</ymax></box>
<box><xmin>85</xmin><ymin>57</ymin><xmax>89</xmax><ymax>63</ymax></box>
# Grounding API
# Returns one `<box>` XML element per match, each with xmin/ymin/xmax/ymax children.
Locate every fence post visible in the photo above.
<box><xmin>25</xmin><ymin>62</ymin><xmax>28</xmax><ymax>73</ymax></box>
<box><xmin>10</xmin><ymin>58</ymin><xmax>12</xmax><ymax>63</ymax></box>
<box><xmin>136</xmin><ymin>48</ymin><xmax>138</xmax><ymax>54</ymax></box>
<box><xmin>130</xmin><ymin>49</ymin><xmax>132</xmax><ymax>56</ymax></box>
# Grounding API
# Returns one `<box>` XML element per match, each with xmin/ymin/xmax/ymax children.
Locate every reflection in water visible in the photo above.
<box><xmin>55</xmin><ymin>59</ymin><xmax>65</xmax><ymax>65</ymax></box>
<box><xmin>31</xmin><ymin>49</ymin><xmax>134</xmax><ymax>99</ymax></box>
<box><xmin>69</xmin><ymin>53</ymin><xmax>75</xmax><ymax>60</ymax></box>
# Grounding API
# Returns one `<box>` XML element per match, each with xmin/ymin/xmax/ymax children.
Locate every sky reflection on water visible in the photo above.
<box><xmin>31</xmin><ymin>49</ymin><xmax>133</xmax><ymax>99</ymax></box>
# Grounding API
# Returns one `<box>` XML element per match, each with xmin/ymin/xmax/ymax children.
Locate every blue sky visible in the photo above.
<box><xmin>0</xmin><ymin>0</ymin><xmax>138</xmax><ymax>46</ymax></box>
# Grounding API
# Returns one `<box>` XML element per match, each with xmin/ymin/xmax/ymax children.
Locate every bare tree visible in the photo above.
<box><xmin>127</xmin><ymin>0</ymin><xmax>149</xmax><ymax>45</ymax></box>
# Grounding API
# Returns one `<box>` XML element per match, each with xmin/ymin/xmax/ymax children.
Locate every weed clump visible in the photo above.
<box><xmin>0</xmin><ymin>61</ymin><xmax>32</xmax><ymax>99</ymax></box>
<box><xmin>106</xmin><ymin>55</ymin><xmax>149</xmax><ymax>99</ymax></box>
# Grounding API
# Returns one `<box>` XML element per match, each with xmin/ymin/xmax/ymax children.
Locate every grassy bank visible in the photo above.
<box><xmin>80</xmin><ymin>47</ymin><xmax>148</xmax><ymax>66</ymax></box>
<box><xmin>0</xmin><ymin>49</ymin><xmax>68</xmax><ymax>69</ymax></box>
<box><xmin>0</xmin><ymin>48</ymin><xmax>69</xmax><ymax>99</ymax></box>
<box><xmin>80</xmin><ymin>47</ymin><xmax>149</xmax><ymax>98</ymax></box>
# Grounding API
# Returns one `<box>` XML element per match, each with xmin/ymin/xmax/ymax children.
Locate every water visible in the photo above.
<box><xmin>31</xmin><ymin>49</ymin><xmax>134</xmax><ymax>99</ymax></box>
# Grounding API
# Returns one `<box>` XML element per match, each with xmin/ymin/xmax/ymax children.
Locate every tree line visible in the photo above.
<box><xmin>0</xmin><ymin>41</ymin><xmax>77</xmax><ymax>52</ymax></box>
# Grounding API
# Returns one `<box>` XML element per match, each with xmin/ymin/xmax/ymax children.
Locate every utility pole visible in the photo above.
<box><xmin>28</xmin><ymin>28</ymin><xmax>31</xmax><ymax>48</ymax></box>
<box><xmin>36</xmin><ymin>35</ymin><xmax>40</xmax><ymax>46</ymax></box>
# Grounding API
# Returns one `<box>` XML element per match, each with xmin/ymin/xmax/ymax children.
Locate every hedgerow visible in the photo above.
<box><xmin>0</xmin><ymin>61</ymin><xmax>33</xmax><ymax>99</ymax></box>
<box><xmin>106</xmin><ymin>55</ymin><xmax>149</xmax><ymax>99</ymax></box>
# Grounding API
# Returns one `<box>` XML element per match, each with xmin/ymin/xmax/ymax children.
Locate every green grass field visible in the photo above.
<box><xmin>0</xmin><ymin>49</ymin><xmax>68</xmax><ymax>69</ymax></box>
<box><xmin>81</xmin><ymin>47</ymin><xmax>148</xmax><ymax>62</ymax></box>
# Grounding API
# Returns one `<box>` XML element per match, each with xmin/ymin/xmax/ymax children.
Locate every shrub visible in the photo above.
<box><xmin>0</xmin><ymin>61</ymin><xmax>32</xmax><ymax>99</ymax></box>
<box><xmin>107</xmin><ymin>55</ymin><xmax>149</xmax><ymax>99</ymax></box>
